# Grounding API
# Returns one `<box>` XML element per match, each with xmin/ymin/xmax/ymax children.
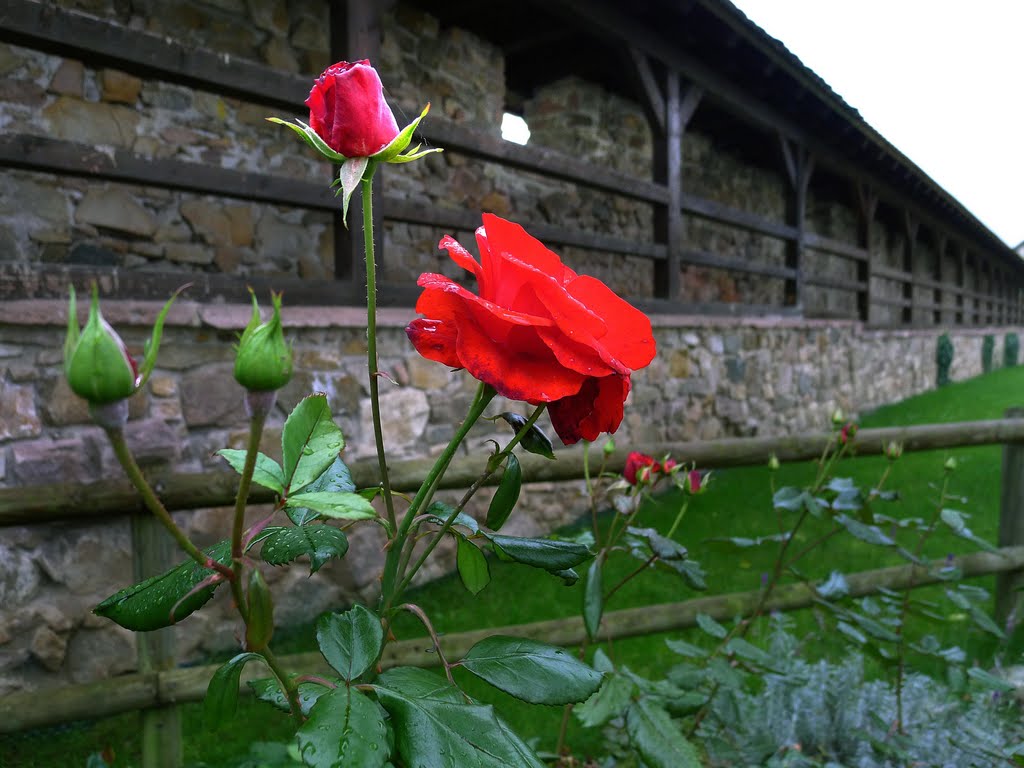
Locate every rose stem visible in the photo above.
<box><xmin>394</xmin><ymin>403</ymin><xmax>547</xmax><ymax>597</ymax></box>
<box><xmin>106</xmin><ymin>424</ymin><xmax>220</xmax><ymax>574</ymax></box>
<box><xmin>361</xmin><ymin>167</ymin><xmax>398</xmax><ymax>536</ymax></box>
<box><xmin>378</xmin><ymin>382</ymin><xmax>496</xmax><ymax>617</ymax></box>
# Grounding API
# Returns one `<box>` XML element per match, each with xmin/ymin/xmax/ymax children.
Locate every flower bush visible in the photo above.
<box><xmin>70</xmin><ymin>59</ymin><xmax>1020</xmax><ymax>768</ymax></box>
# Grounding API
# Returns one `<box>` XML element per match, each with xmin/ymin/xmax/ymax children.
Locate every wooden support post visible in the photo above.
<box><xmin>133</xmin><ymin>513</ymin><xmax>182</xmax><ymax>768</ymax></box>
<box><xmin>902</xmin><ymin>211</ymin><xmax>918</xmax><ymax>325</ymax></box>
<box><xmin>779</xmin><ymin>137</ymin><xmax>813</xmax><ymax>311</ymax></box>
<box><xmin>933</xmin><ymin>233</ymin><xmax>946</xmax><ymax>325</ymax></box>
<box><xmin>855</xmin><ymin>183</ymin><xmax>877</xmax><ymax>324</ymax></box>
<box><xmin>332</xmin><ymin>0</ymin><xmax>385</xmax><ymax>292</ymax></box>
<box><xmin>997</xmin><ymin>407</ymin><xmax>1024</xmax><ymax>629</ymax></box>
<box><xmin>952</xmin><ymin>242</ymin><xmax>965</xmax><ymax>325</ymax></box>
<box><xmin>650</xmin><ymin>63</ymin><xmax>701</xmax><ymax>301</ymax></box>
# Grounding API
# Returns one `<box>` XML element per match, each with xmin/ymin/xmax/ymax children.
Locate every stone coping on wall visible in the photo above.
<box><xmin>7</xmin><ymin>297</ymin><xmax>1006</xmax><ymax>335</ymax></box>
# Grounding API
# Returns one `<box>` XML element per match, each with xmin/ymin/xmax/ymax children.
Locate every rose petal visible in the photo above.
<box><xmin>406</xmin><ymin>318</ymin><xmax>460</xmax><ymax>368</ymax></box>
<box><xmin>566</xmin><ymin>275</ymin><xmax>657</xmax><ymax>371</ymax></box>
<box><xmin>548</xmin><ymin>374</ymin><xmax>630</xmax><ymax>445</ymax></box>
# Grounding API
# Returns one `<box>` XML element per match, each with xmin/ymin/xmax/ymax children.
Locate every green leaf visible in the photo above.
<box><xmin>204</xmin><ymin>652</ymin><xmax>263</xmax><ymax>729</ymax></box>
<box><xmin>316</xmin><ymin>604</ymin><xmax>383</xmax><ymax>682</ymax></box>
<box><xmin>297</xmin><ymin>687</ymin><xmax>389</xmax><ymax>768</ymax></box>
<box><xmin>458</xmin><ymin>636</ymin><xmax>603</xmax><ymax>705</ymax></box>
<box><xmin>967</xmin><ymin>667</ymin><xmax>1016</xmax><ymax>692</ymax></box>
<box><xmin>836</xmin><ymin>514</ymin><xmax>895</xmax><ymax>547</ymax></box>
<box><xmin>373</xmin><ymin>683</ymin><xmax>546</xmax><ymax>767</ymax></box>
<box><xmin>551</xmin><ymin>567</ymin><xmax>580</xmax><ymax>586</ymax></box>
<box><xmin>248</xmin><ymin>676</ymin><xmax>329</xmax><ymax>716</ymax></box>
<box><xmin>665</xmin><ymin>638</ymin><xmax>709</xmax><ymax>659</ymax></box>
<box><xmin>266</xmin><ymin>117</ymin><xmax>348</xmax><ymax>162</ymax></box>
<box><xmin>487</xmin><ymin>534</ymin><xmax>592</xmax><ymax>571</ymax></box>
<box><xmin>375</xmin><ymin>667</ymin><xmax>464</xmax><ymax>703</ymax></box>
<box><xmin>772</xmin><ymin>486</ymin><xmax>806</xmax><ymax>510</ymax></box>
<box><xmin>625</xmin><ymin>698</ymin><xmax>701</xmax><ymax>768</ymax></box>
<box><xmin>499</xmin><ymin>412</ymin><xmax>556</xmax><ymax>459</ymax></box>
<box><xmin>584</xmin><ymin>556</ymin><xmax>603</xmax><ymax>641</ymax></box>
<box><xmin>724</xmin><ymin>637</ymin><xmax>779</xmax><ymax>670</ymax></box>
<box><xmin>423</xmin><ymin>501</ymin><xmax>479</xmax><ymax>534</ymax></box>
<box><xmin>337</xmin><ymin>156</ymin><xmax>370</xmax><ymax>228</ymax></box>
<box><xmin>704</xmin><ymin>532</ymin><xmax>790</xmax><ymax>550</ymax></box>
<box><xmin>281</xmin><ymin>394</ymin><xmax>345</xmax><ymax>493</ymax></box>
<box><xmin>485</xmin><ymin>452</ymin><xmax>521</xmax><ymax>531</ymax></box>
<box><xmin>941</xmin><ymin>508</ymin><xmax>999</xmax><ymax>552</ymax></box>
<box><xmin>661</xmin><ymin>558</ymin><xmax>707</xmax><ymax>591</ymax></box>
<box><xmin>575</xmin><ymin>672</ymin><xmax>634</xmax><ymax>728</ymax></box>
<box><xmin>456</xmin><ymin>535</ymin><xmax>490</xmax><ymax>595</ymax></box>
<box><xmin>245</xmin><ymin>569</ymin><xmax>274</xmax><ymax>652</ymax></box>
<box><xmin>217</xmin><ymin>449</ymin><xmax>286</xmax><ymax>495</ymax></box>
<box><xmin>139</xmin><ymin>285</ymin><xmax>186</xmax><ymax>389</ymax></box>
<box><xmin>285</xmin><ymin>491</ymin><xmax>376</xmax><ymax>521</ymax></box>
<box><xmin>626</xmin><ymin>527</ymin><xmax>688</xmax><ymax>561</ymax></box>
<box><xmin>261</xmin><ymin>525</ymin><xmax>349</xmax><ymax>574</ymax></box>
<box><xmin>288</xmin><ymin>456</ymin><xmax>356</xmax><ymax>526</ymax></box>
<box><xmin>818</xmin><ymin>570</ymin><xmax>850</xmax><ymax>600</ymax></box>
<box><xmin>94</xmin><ymin>540</ymin><xmax>232</xmax><ymax>631</ymax></box>
<box><xmin>695</xmin><ymin>612</ymin><xmax>728</xmax><ymax>640</ymax></box>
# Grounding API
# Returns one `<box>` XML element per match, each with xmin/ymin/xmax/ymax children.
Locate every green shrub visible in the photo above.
<box><xmin>936</xmin><ymin>333</ymin><xmax>954</xmax><ymax>387</ymax></box>
<box><xmin>698</xmin><ymin>623</ymin><xmax>1024</xmax><ymax>767</ymax></box>
<box><xmin>982</xmin><ymin>334</ymin><xmax>995</xmax><ymax>372</ymax></box>
<box><xmin>1004</xmin><ymin>332</ymin><xmax>1019</xmax><ymax>368</ymax></box>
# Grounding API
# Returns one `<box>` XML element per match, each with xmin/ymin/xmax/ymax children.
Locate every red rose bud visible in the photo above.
<box><xmin>306</xmin><ymin>60</ymin><xmax>399</xmax><ymax>158</ymax></box>
<box><xmin>64</xmin><ymin>285</ymin><xmax>139</xmax><ymax>405</ymax></box>
<box><xmin>234</xmin><ymin>290</ymin><xmax>293</xmax><ymax>393</ymax></box>
<box><xmin>269</xmin><ymin>60</ymin><xmax>440</xmax><ymax>226</ymax></box>
<box><xmin>839</xmin><ymin>422</ymin><xmax>858</xmax><ymax>445</ymax></box>
<box><xmin>684</xmin><ymin>469</ymin><xmax>704</xmax><ymax>495</ymax></box>
<box><xmin>406</xmin><ymin>215</ymin><xmax>656</xmax><ymax>445</ymax></box>
<box><xmin>624</xmin><ymin>452</ymin><xmax>657</xmax><ymax>485</ymax></box>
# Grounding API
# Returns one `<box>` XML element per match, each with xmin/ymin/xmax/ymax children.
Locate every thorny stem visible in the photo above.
<box><xmin>106</xmin><ymin>426</ymin><xmax>219</xmax><ymax>575</ymax></box>
<box><xmin>665</xmin><ymin>499</ymin><xmax>690</xmax><ymax>540</ymax></box>
<box><xmin>398</xmin><ymin>603</ymin><xmax>456</xmax><ymax>685</ymax></box>
<box><xmin>394</xmin><ymin>403</ymin><xmax>547</xmax><ymax>597</ymax></box>
<box><xmin>231</xmin><ymin>406</ymin><xmax>268</xmax><ymax>614</ymax></box>
<box><xmin>604</xmin><ymin>554</ymin><xmax>658</xmax><ymax>603</ymax></box>
<box><xmin>262</xmin><ymin>646</ymin><xmax>304</xmax><ymax>726</ymax></box>
<box><xmin>378</xmin><ymin>382</ymin><xmax>496</xmax><ymax>616</ymax></box>
<box><xmin>361</xmin><ymin>169</ymin><xmax>398</xmax><ymax>537</ymax></box>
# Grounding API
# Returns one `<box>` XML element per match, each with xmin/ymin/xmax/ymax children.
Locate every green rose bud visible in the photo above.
<box><xmin>234</xmin><ymin>290</ymin><xmax>293</xmax><ymax>392</ymax></box>
<box><xmin>64</xmin><ymin>285</ymin><xmax>140</xmax><ymax>405</ymax></box>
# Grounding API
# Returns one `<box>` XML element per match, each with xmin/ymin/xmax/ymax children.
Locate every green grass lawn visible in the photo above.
<box><xmin>6</xmin><ymin>366</ymin><xmax>1024</xmax><ymax>767</ymax></box>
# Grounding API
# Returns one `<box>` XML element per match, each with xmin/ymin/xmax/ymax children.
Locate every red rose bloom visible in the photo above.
<box><xmin>305</xmin><ymin>60</ymin><xmax>400</xmax><ymax>157</ymax></box>
<box><xmin>406</xmin><ymin>215</ymin><xmax>656</xmax><ymax>445</ymax></box>
<box><xmin>624</xmin><ymin>452</ymin><xmax>658</xmax><ymax>485</ymax></box>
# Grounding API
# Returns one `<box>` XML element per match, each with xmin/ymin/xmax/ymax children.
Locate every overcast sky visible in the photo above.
<box><xmin>729</xmin><ymin>0</ymin><xmax>1024</xmax><ymax>248</ymax></box>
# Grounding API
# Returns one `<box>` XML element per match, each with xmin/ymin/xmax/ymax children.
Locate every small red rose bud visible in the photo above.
<box><xmin>624</xmin><ymin>451</ymin><xmax>657</xmax><ymax>485</ymax></box>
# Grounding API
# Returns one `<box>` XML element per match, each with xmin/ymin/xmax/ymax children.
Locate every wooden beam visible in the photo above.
<box><xmin>653</xmin><ymin>71</ymin><xmax>683</xmax><ymax>300</ymax></box>
<box><xmin>855</xmin><ymin>183</ymin><xmax>878</xmax><ymax>323</ymax></box>
<box><xmin>0</xmin><ymin>0</ymin><xmax>307</xmax><ymax>109</ymax></box>
<box><xmin>680</xmin><ymin>193</ymin><xmax>796</xmax><ymax>241</ymax></box>
<box><xmin>0</xmin><ymin>134</ymin><xmax>336</xmax><ymax>209</ymax></box>
<box><xmin>5</xmin><ymin>543</ymin><xmax>1024</xmax><ymax>732</ymax></box>
<box><xmin>778</xmin><ymin>136</ymin><xmax>813</xmax><ymax>309</ymax></box>
<box><xmin>7</xmin><ymin>417</ymin><xmax>1024</xmax><ymax>526</ymax></box>
<box><xmin>625</xmin><ymin>47</ymin><xmax>665</xmax><ymax>132</ymax></box>
<box><xmin>680</xmin><ymin>249</ymin><xmax>796</xmax><ymax>281</ymax></box>
<box><xmin>419</xmin><ymin>119</ymin><xmax>668</xmax><ymax>204</ymax></box>
<box><xmin>902</xmin><ymin>211</ymin><xmax>919</xmax><ymax>324</ymax></box>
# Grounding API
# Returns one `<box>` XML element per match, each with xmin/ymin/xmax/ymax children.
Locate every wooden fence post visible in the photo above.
<box><xmin>132</xmin><ymin>512</ymin><xmax>183</xmax><ymax>768</ymax></box>
<box><xmin>997</xmin><ymin>406</ymin><xmax>1024</xmax><ymax>629</ymax></box>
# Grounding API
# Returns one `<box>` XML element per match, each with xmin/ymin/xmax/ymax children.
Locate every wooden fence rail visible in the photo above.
<box><xmin>4</xmin><ymin>417</ymin><xmax>1024</xmax><ymax>527</ymax></box>
<box><xmin>3</xmin><ymin>545</ymin><xmax>1023</xmax><ymax>735</ymax></box>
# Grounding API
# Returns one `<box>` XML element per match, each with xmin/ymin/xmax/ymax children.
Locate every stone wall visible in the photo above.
<box><xmin>0</xmin><ymin>296</ymin><xmax>1019</xmax><ymax>694</ymax></box>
